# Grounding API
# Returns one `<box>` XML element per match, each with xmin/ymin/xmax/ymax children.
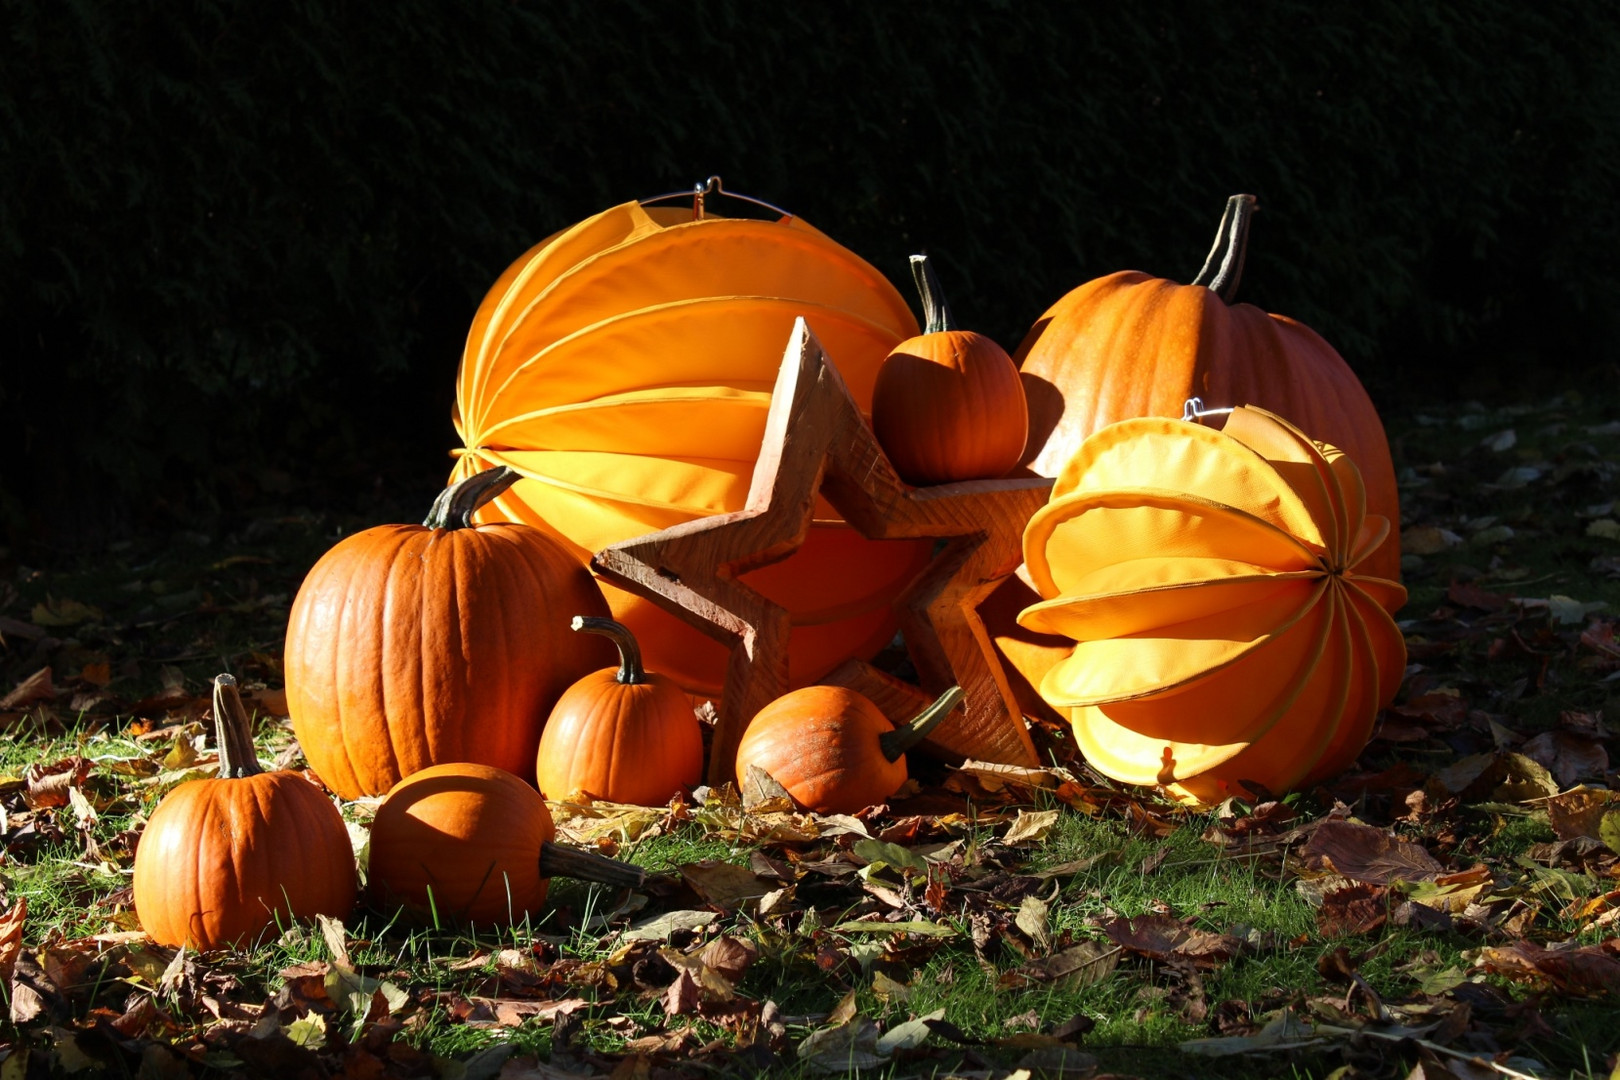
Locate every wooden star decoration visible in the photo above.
<box><xmin>593</xmin><ymin>317</ymin><xmax>1054</xmax><ymax>784</ymax></box>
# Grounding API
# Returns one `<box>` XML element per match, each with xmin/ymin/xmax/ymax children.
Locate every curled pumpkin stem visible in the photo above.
<box><xmin>909</xmin><ymin>253</ymin><xmax>956</xmax><ymax>334</ymax></box>
<box><xmin>212</xmin><ymin>674</ymin><xmax>264</xmax><ymax>780</ymax></box>
<box><xmin>570</xmin><ymin>615</ymin><xmax>647</xmax><ymax>684</ymax></box>
<box><xmin>1191</xmin><ymin>194</ymin><xmax>1258</xmax><ymax>304</ymax></box>
<box><xmin>423</xmin><ymin>466</ymin><xmax>521</xmax><ymax>529</ymax></box>
<box><xmin>879</xmin><ymin>685</ymin><xmax>965</xmax><ymax>763</ymax></box>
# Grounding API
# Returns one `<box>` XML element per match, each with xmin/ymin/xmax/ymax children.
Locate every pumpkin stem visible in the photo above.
<box><xmin>878</xmin><ymin>685</ymin><xmax>965</xmax><ymax>763</ymax></box>
<box><xmin>423</xmin><ymin>466</ymin><xmax>521</xmax><ymax>529</ymax></box>
<box><xmin>538</xmin><ymin>841</ymin><xmax>648</xmax><ymax>889</ymax></box>
<box><xmin>212</xmin><ymin>674</ymin><xmax>264</xmax><ymax>780</ymax></box>
<box><xmin>1190</xmin><ymin>194</ymin><xmax>1258</xmax><ymax>303</ymax></box>
<box><xmin>571</xmin><ymin>616</ymin><xmax>647</xmax><ymax>684</ymax></box>
<box><xmin>909</xmin><ymin>254</ymin><xmax>956</xmax><ymax>334</ymax></box>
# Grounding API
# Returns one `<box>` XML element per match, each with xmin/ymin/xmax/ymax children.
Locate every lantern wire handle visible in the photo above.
<box><xmin>640</xmin><ymin>176</ymin><xmax>794</xmax><ymax>222</ymax></box>
<box><xmin>1181</xmin><ymin>397</ymin><xmax>1235</xmax><ymax>425</ymax></box>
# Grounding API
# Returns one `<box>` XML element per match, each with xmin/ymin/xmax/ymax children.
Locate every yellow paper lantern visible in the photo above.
<box><xmin>452</xmin><ymin>194</ymin><xmax>932</xmax><ymax>699</ymax></box>
<box><xmin>1017</xmin><ymin>405</ymin><xmax>1407</xmax><ymax>805</ymax></box>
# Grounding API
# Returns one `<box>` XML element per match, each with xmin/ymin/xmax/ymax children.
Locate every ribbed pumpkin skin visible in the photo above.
<box><xmin>367</xmin><ymin>763</ymin><xmax>554</xmax><ymax>927</ymax></box>
<box><xmin>133</xmin><ymin>772</ymin><xmax>355</xmax><ymax>950</ymax></box>
<box><xmin>453</xmin><ymin>201</ymin><xmax>933</xmax><ymax>699</ymax></box>
<box><xmin>284</xmin><ymin>523</ymin><xmax>615</xmax><ymax>799</ymax></box>
<box><xmin>994</xmin><ymin>270</ymin><xmax>1402</xmax><ymax>710</ymax></box>
<box><xmin>872</xmin><ymin>330</ymin><xmax>1029</xmax><ymax>485</ymax></box>
<box><xmin>734</xmin><ymin>686</ymin><xmax>905</xmax><ymax>815</ymax></box>
<box><xmin>537</xmin><ymin>669</ymin><xmax>702</xmax><ymax>806</ymax></box>
<box><xmin>1017</xmin><ymin>271</ymin><xmax>1400</xmax><ymax>582</ymax></box>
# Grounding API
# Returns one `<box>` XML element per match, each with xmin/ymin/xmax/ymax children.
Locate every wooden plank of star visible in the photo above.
<box><xmin>593</xmin><ymin>318</ymin><xmax>1053</xmax><ymax>784</ymax></box>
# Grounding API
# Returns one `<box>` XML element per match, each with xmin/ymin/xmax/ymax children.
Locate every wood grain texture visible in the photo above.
<box><xmin>593</xmin><ymin>319</ymin><xmax>1051</xmax><ymax>784</ymax></box>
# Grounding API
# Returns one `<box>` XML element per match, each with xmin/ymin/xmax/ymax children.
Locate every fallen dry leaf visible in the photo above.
<box><xmin>1301</xmin><ymin>820</ymin><xmax>1445</xmax><ymax>885</ymax></box>
<box><xmin>1101</xmin><ymin>914</ymin><xmax>1242</xmax><ymax>969</ymax></box>
<box><xmin>1520</xmin><ymin>730</ymin><xmax>1609</xmax><ymax>789</ymax></box>
<box><xmin>1475</xmin><ymin>939</ymin><xmax>1620</xmax><ymax>997</ymax></box>
<box><xmin>21</xmin><ymin>755</ymin><xmax>93</xmax><ymax>810</ymax></box>
<box><xmin>0</xmin><ymin>899</ymin><xmax>25</xmax><ymax>984</ymax></box>
<box><xmin>0</xmin><ymin>667</ymin><xmax>54</xmax><ymax>710</ymax></box>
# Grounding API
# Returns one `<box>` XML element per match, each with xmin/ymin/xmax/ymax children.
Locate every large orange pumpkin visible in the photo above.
<box><xmin>989</xmin><ymin>195</ymin><xmax>1402</xmax><ymax>712</ymax></box>
<box><xmin>1018</xmin><ymin>406</ymin><xmax>1406</xmax><ymax>805</ymax></box>
<box><xmin>284</xmin><ymin>468</ymin><xmax>616</xmax><ymax>799</ymax></box>
<box><xmin>134</xmin><ymin>675</ymin><xmax>356</xmax><ymax>950</ymax></box>
<box><xmin>450</xmin><ymin>190</ymin><xmax>932</xmax><ymax>700</ymax></box>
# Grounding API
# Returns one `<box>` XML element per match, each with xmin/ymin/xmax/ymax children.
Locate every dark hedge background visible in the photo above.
<box><xmin>4</xmin><ymin>1</ymin><xmax>1618</xmax><ymax>552</ymax></box>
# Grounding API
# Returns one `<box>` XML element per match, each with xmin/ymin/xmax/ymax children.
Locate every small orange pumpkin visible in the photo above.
<box><xmin>871</xmin><ymin>254</ymin><xmax>1028</xmax><ymax>485</ymax></box>
<box><xmin>284</xmin><ymin>467</ymin><xmax>616</xmax><ymax>799</ymax></box>
<box><xmin>536</xmin><ymin>616</ymin><xmax>703</xmax><ymax>806</ymax></box>
<box><xmin>366</xmin><ymin>762</ymin><xmax>645</xmax><ymax>928</ymax></box>
<box><xmin>734</xmin><ymin>684</ymin><xmax>964</xmax><ymax>815</ymax></box>
<box><xmin>133</xmin><ymin>675</ymin><xmax>356</xmax><ymax>950</ymax></box>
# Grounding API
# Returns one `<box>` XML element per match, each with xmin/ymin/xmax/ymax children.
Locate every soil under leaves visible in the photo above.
<box><xmin>1</xmin><ymin>392</ymin><xmax>1618</xmax><ymax>1079</ymax></box>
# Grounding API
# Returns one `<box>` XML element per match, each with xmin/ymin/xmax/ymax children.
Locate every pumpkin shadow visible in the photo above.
<box><xmin>1018</xmin><ymin>337</ymin><xmax>1066</xmax><ymax>468</ymax></box>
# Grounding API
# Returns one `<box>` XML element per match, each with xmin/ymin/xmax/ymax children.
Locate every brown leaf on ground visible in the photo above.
<box><xmin>663</xmin><ymin>969</ymin><xmax>702</xmax><ymax>1017</ymax></box>
<box><xmin>1301</xmin><ymin>820</ymin><xmax>1445</xmax><ymax>885</ymax></box>
<box><xmin>1317</xmin><ymin>883</ymin><xmax>1390</xmax><ymax>937</ymax></box>
<box><xmin>1</xmin><ymin>667</ymin><xmax>54</xmax><ymax>710</ymax></box>
<box><xmin>1545</xmin><ymin>788</ymin><xmax>1619</xmax><ymax>841</ymax></box>
<box><xmin>1000</xmin><ymin>941</ymin><xmax>1120</xmax><ymax>990</ymax></box>
<box><xmin>1430</xmin><ymin>752</ymin><xmax>1559</xmax><ymax>802</ymax></box>
<box><xmin>698</xmin><ymin>936</ymin><xmax>758</xmax><ymax>983</ymax></box>
<box><xmin>22</xmin><ymin>755</ymin><xmax>93</xmax><ymax>810</ymax></box>
<box><xmin>0</xmin><ymin>899</ymin><xmax>24</xmax><ymax>985</ymax></box>
<box><xmin>1100</xmin><ymin>915</ymin><xmax>1241</xmax><ymax>969</ymax></box>
<box><xmin>1521</xmin><ymin>730</ymin><xmax>1609</xmax><ymax>789</ymax></box>
<box><xmin>1475</xmin><ymin>939</ymin><xmax>1620</xmax><ymax>997</ymax></box>
<box><xmin>680</xmin><ymin>861</ymin><xmax>774</xmax><ymax>910</ymax></box>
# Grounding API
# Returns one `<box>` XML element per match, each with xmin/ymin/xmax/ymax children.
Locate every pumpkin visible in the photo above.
<box><xmin>284</xmin><ymin>467</ymin><xmax>617</xmax><ymax>799</ymax></box>
<box><xmin>366</xmin><ymin>762</ymin><xmax>646</xmax><ymax>927</ymax></box>
<box><xmin>450</xmin><ymin>192</ymin><xmax>932</xmax><ymax>699</ymax></box>
<box><xmin>871</xmin><ymin>253</ymin><xmax>1028</xmax><ymax>484</ymax></box>
<box><xmin>1017</xmin><ymin>405</ymin><xmax>1407</xmax><ymax>805</ymax></box>
<box><xmin>536</xmin><ymin>616</ymin><xmax>703</xmax><ymax>806</ymax></box>
<box><xmin>734</xmin><ymin>684</ymin><xmax>964</xmax><ymax>815</ymax></box>
<box><xmin>133</xmin><ymin>674</ymin><xmax>356</xmax><ymax>950</ymax></box>
<box><xmin>990</xmin><ymin>194</ymin><xmax>1403</xmax><ymax>716</ymax></box>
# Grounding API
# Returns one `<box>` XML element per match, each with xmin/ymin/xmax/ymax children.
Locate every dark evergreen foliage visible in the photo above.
<box><xmin>3</xmin><ymin>1</ymin><xmax>1617</xmax><ymax>546</ymax></box>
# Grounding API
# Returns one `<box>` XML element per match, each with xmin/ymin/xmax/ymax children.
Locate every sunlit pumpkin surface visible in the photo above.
<box><xmin>133</xmin><ymin>771</ymin><xmax>355</xmax><ymax>950</ymax></box>
<box><xmin>451</xmin><ymin>202</ymin><xmax>931</xmax><ymax>699</ymax></box>
<box><xmin>367</xmin><ymin>763</ymin><xmax>554</xmax><ymax>928</ymax></box>
<box><xmin>1018</xmin><ymin>406</ymin><xmax>1407</xmax><ymax>806</ymax></box>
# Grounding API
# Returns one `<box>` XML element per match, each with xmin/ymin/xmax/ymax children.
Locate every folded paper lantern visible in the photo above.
<box><xmin>451</xmin><ymin>193</ymin><xmax>930</xmax><ymax>699</ymax></box>
<box><xmin>1017</xmin><ymin>405</ymin><xmax>1407</xmax><ymax>805</ymax></box>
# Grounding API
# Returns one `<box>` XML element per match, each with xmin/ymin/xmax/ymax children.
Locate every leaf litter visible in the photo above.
<box><xmin>2</xmin><ymin>395</ymin><xmax>1620</xmax><ymax>1076</ymax></box>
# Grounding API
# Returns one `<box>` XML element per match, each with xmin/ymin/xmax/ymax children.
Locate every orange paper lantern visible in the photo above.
<box><xmin>1018</xmin><ymin>405</ymin><xmax>1406</xmax><ymax>805</ymax></box>
<box><xmin>451</xmin><ymin>188</ymin><xmax>930</xmax><ymax>699</ymax></box>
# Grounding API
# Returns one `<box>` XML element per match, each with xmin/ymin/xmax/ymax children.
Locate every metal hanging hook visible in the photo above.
<box><xmin>639</xmin><ymin>176</ymin><xmax>794</xmax><ymax>222</ymax></box>
<box><xmin>1181</xmin><ymin>397</ymin><xmax>1235</xmax><ymax>425</ymax></box>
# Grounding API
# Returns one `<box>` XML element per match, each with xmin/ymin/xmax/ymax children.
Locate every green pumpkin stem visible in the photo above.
<box><xmin>879</xmin><ymin>685</ymin><xmax>965</xmax><ymax>763</ymax></box>
<box><xmin>909</xmin><ymin>254</ymin><xmax>956</xmax><ymax>334</ymax></box>
<box><xmin>423</xmin><ymin>466</ymin><xmax>521</xmax><ymax>529</ymax></box>
<box><xmin>212</xmin><ymin>674</ymin><xmax>264</xmax><ymax>780</ymax></box>
<box><xmin>538</xmin><ymin>841</ymin><xmax>649</xmax><ymax>888</ymax></box>
<box><xmin>1190</xmin><ymin>194</ymin><xmax>1258</xmax><ymax>304</ymax></box>
<box><xmin>571</xmin><ymin>616</ymin><xmax>647</xmax><ymax>684</ymax></box>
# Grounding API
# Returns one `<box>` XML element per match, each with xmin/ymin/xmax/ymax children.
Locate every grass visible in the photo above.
<box><xmin>2</xmin><ymin>390</ymin><xmax>1620</xmax><ymax>1077</ymax></box>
